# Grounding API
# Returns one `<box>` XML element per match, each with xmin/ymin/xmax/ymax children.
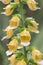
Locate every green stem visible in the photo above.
<box><xmin>19</xmin><ymin>0</ymin><xmax>25</xmax><ymax>27</ymax></box>
<box><xmin>23</xmin><ymin>47</ymin><xmax>27</xmax><ymax>63</ymax></box>
<box><xmin>18</xmin><ymin>0</ymin><xmax>28</xmax><ymax>64</ymax></box>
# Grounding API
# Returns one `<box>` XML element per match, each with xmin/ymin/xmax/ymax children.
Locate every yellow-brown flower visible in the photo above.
<box><xmin>9</xmin><ymin>16</ymin><xmax>20</xmax><ymax>29</ymax></box>
<box><xmin>1</xmin><ymin>29</ymin><xmax>14</xmax><ymax>41</ymax></box>
<box><xmin>7</xmin><ymin>39</ymin><xmax>19</xmax><ymax>51</ymax></box>
<box><xmin>16</xmin><ymin>60</ymin><xmax>26</xmax><ymax>65</ymax></box>
<box><xmin>5</xmin><ymin>29</ymin><xmax>14</xmax><ymax>38</ymax></box>
<box><xmin>28</xmin><ymin>20</ymin><xmax>39</xmax><ymax>33</ymax></box>
<box><xmin>32</xmin><ymin>49</ymin><xmax>42</xmax><ymax>61</ymax></box>
<box><xmin>1</xmin><ymin>0</ymin><xmax>11</xmax><ymax>4</ymax></box>
<box><xmin>20</xmin><ymin>30</ymin><xmax>31</xmax><ymax>42</ymax></box>
<box><xmin>27</xmin><ymin>0</ymin><xmax>40</xmax><ymax>11</ymax></box>
<box><xmin>8</xmin><ymin>54</ymin><xmax>17</xmax><ymax>65</ymax></box>
<box><xmin>3</xmin><ymin>4</ymin><xmax>14</xmax><ymax>16</ymax></box>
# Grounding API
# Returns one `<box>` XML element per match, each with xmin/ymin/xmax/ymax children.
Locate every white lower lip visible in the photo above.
<box><xmin>6</xmin><ymin>50</ymin><xmax>13</xmax><ymax>56</ymax></box>
<box><xmin>35</xmin><ymin>30</ymin><xmax>39</xmax><ymax>33</ymax></box>
<box><xmin>37</xmin><ymin>60</ymin><xmax>43</xmax><ymax>65</ymax></box>
<box><xmin>1</xmin><ymin>36</ymin><xmax>7</xmax><ymax>41</ymax></box>
<box><xmin>21</xmin><ymin>42</ymin><xmax>30</xmax><ymax>46</ymax></box>
<box><xmin>6</xmin><ymin>26</ymin><xmax>15</xmax><ymax>29</ymax></box>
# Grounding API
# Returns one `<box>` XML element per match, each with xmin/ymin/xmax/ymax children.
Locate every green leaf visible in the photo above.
<box><xmin>29</xmin><ymin>59</ymin><xmax>37</xmax><ymax>65</ymax></box>
<box><xmin>12</xmin><ymin>14</ymin><xmax>21</xmax><ymax>19</ymax></box>
<box><xmin>20</xmin><ymin>28</ymin><xmax>26</xmax><ymax>32</ymax></box>
<box><xmin>21</xmin><ymin>0</ymin><xmax>28</xmax><ymax>3</ymax></box>
<box><xmin>10</xmin><ymin>2</ymin><xmax>18</xmax><ymax>9</ymax></box>
<box><xmin>25</xmin><ymin>17</ymin><xmax>35</xmax><ymax>26</ymax></box>
<box><xmin>15</xmin><ymin>50</ymin><xmax>24</xmax><ymax>60</ymax></box>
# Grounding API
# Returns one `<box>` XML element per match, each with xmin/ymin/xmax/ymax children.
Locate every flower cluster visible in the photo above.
<box><xmin>1</xmin><ymin>0</ymin><xmax>43</xmax><ymax>65</ymax></box>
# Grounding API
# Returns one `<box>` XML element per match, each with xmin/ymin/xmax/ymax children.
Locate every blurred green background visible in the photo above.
<box><xmin>0</xmin><ymin>0</ymin><xmax>43</xmax><ymax>65</ymax></box>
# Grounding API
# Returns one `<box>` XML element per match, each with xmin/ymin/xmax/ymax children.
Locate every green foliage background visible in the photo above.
<box><xmin>0</xmin><ymin>0</ymin><xmax>43</xmax><ymax>65</ymax></box>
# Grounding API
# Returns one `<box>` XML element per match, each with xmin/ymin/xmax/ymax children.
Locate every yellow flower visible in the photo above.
<box><xmin>20</xmin><ymin>30</ymin><xmax>31</xmax><ymax>42</ymax></box>
<box><xmin>5</xmin><ymin>29</ymin><xmax>14</xmax><ymax>39</ymax></box>
<box><xmin>1</xmin><ymin>0</ymin><xmax>11</xmax><ymax>4</ymax></box>
<box><xmin>32</xmin><ymin>49</ymin><xmax>42</xmax><ymax>61</ymax></box>
<box><xmin>8</xmin><ymin>54</ymin><xmax>17</xmax><ymax>65</ymax></box>
<box><xmin>7</xmin><ymin>39</ymin><xmax>19</xmax><ymax>51</ymax></box>
<box><xmin>9</xmin><ymin>16</ymin><xmax>20</xmax><ymax>29</ymax></box>
<box><xmin>1</xmin><ymin>29</ymin><xmax>14</xmax><ymax>41</ymax></box>
<box><xmin>27</xmin><ymin>0</ymin><xmax>40</xmax><ymax>11</ymax></box>
<box><xmin>28</xmin><ymin>20</ymin><xmax>39</xmax><ymax>33</ymax></box>
<box><xmin>3</xmin><ymin>28</ymin><xmax>14</xmax><ymax>39</ymax></box>
<box><xmin>3</xmin><ymin>4</ymin><xmax>14</xmax><ymax>16</ymax></box>
<box><xmin>14</xmin><ymin>0</ymin><xmax>20</xmax><ymax>4</ymax></box>
<box><xmin>16</xmin><ymin>60</ymin><xmax>26</xmax><ymax>65</ymax></box>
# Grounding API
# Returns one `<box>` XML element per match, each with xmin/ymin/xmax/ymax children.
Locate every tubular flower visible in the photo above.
<box><xmin>7</xmin><ymin>39</ymin><xmax>19</xmax><ymax>51</ymax></box>
<box><xmin>20</xmin><ymin>30</ymin><xmax>31</xmax><ymax>42</ymax></box>
<box><xmin>27</xmin><ymin>0</ymin><xmax>40</xmax><ymax>11</ymax></box>
<box><xmin>28</xmin><ymin>20</ymin><xmax>39</xmax><ymax>33</ymax></box>
<box><xmin>1</xmin><ymin>29</ymin><xmax>14</xmax><ymax>40</ymax></box>
<box><xmin>0</xmin><ymin>0</ymin><xmax>11</xmax><ymax>4</ymax></box>
<box><xmin>16</xmin><ymin>60</ymin><xmax>26</xmax><ymax>65</ymax></box>
<box><xmin>8</xmin><ymin>54</ymin><xmax>17</xmax><ymax>65</ymax></box>
<box><xmin>14</xmin><ymin>0</ymin><xmax>20</xmax><ymax>4</ymax></box>
<box><xmin>5</xmin><ymin>29</ymin><xmax>14</xmax><ymax>38</ymax></box>
<box><xmin>32</xmin><ymin>49</ymin><xmax>42</xmax><ymax>61</ymax></box>
<box><xmin>9</xmin><ymin>16</ymin><xmax>20</xmax><ymax>29</ymax></box>
<box><xmin>20</xmin><ymin>30</ymin><xmax>31</xmax><ymax>46</ymax></box>
<box><xmin>2</xmin><ymin>4</ymin><xmax>14</xmax><ymax>16</ymax></box>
